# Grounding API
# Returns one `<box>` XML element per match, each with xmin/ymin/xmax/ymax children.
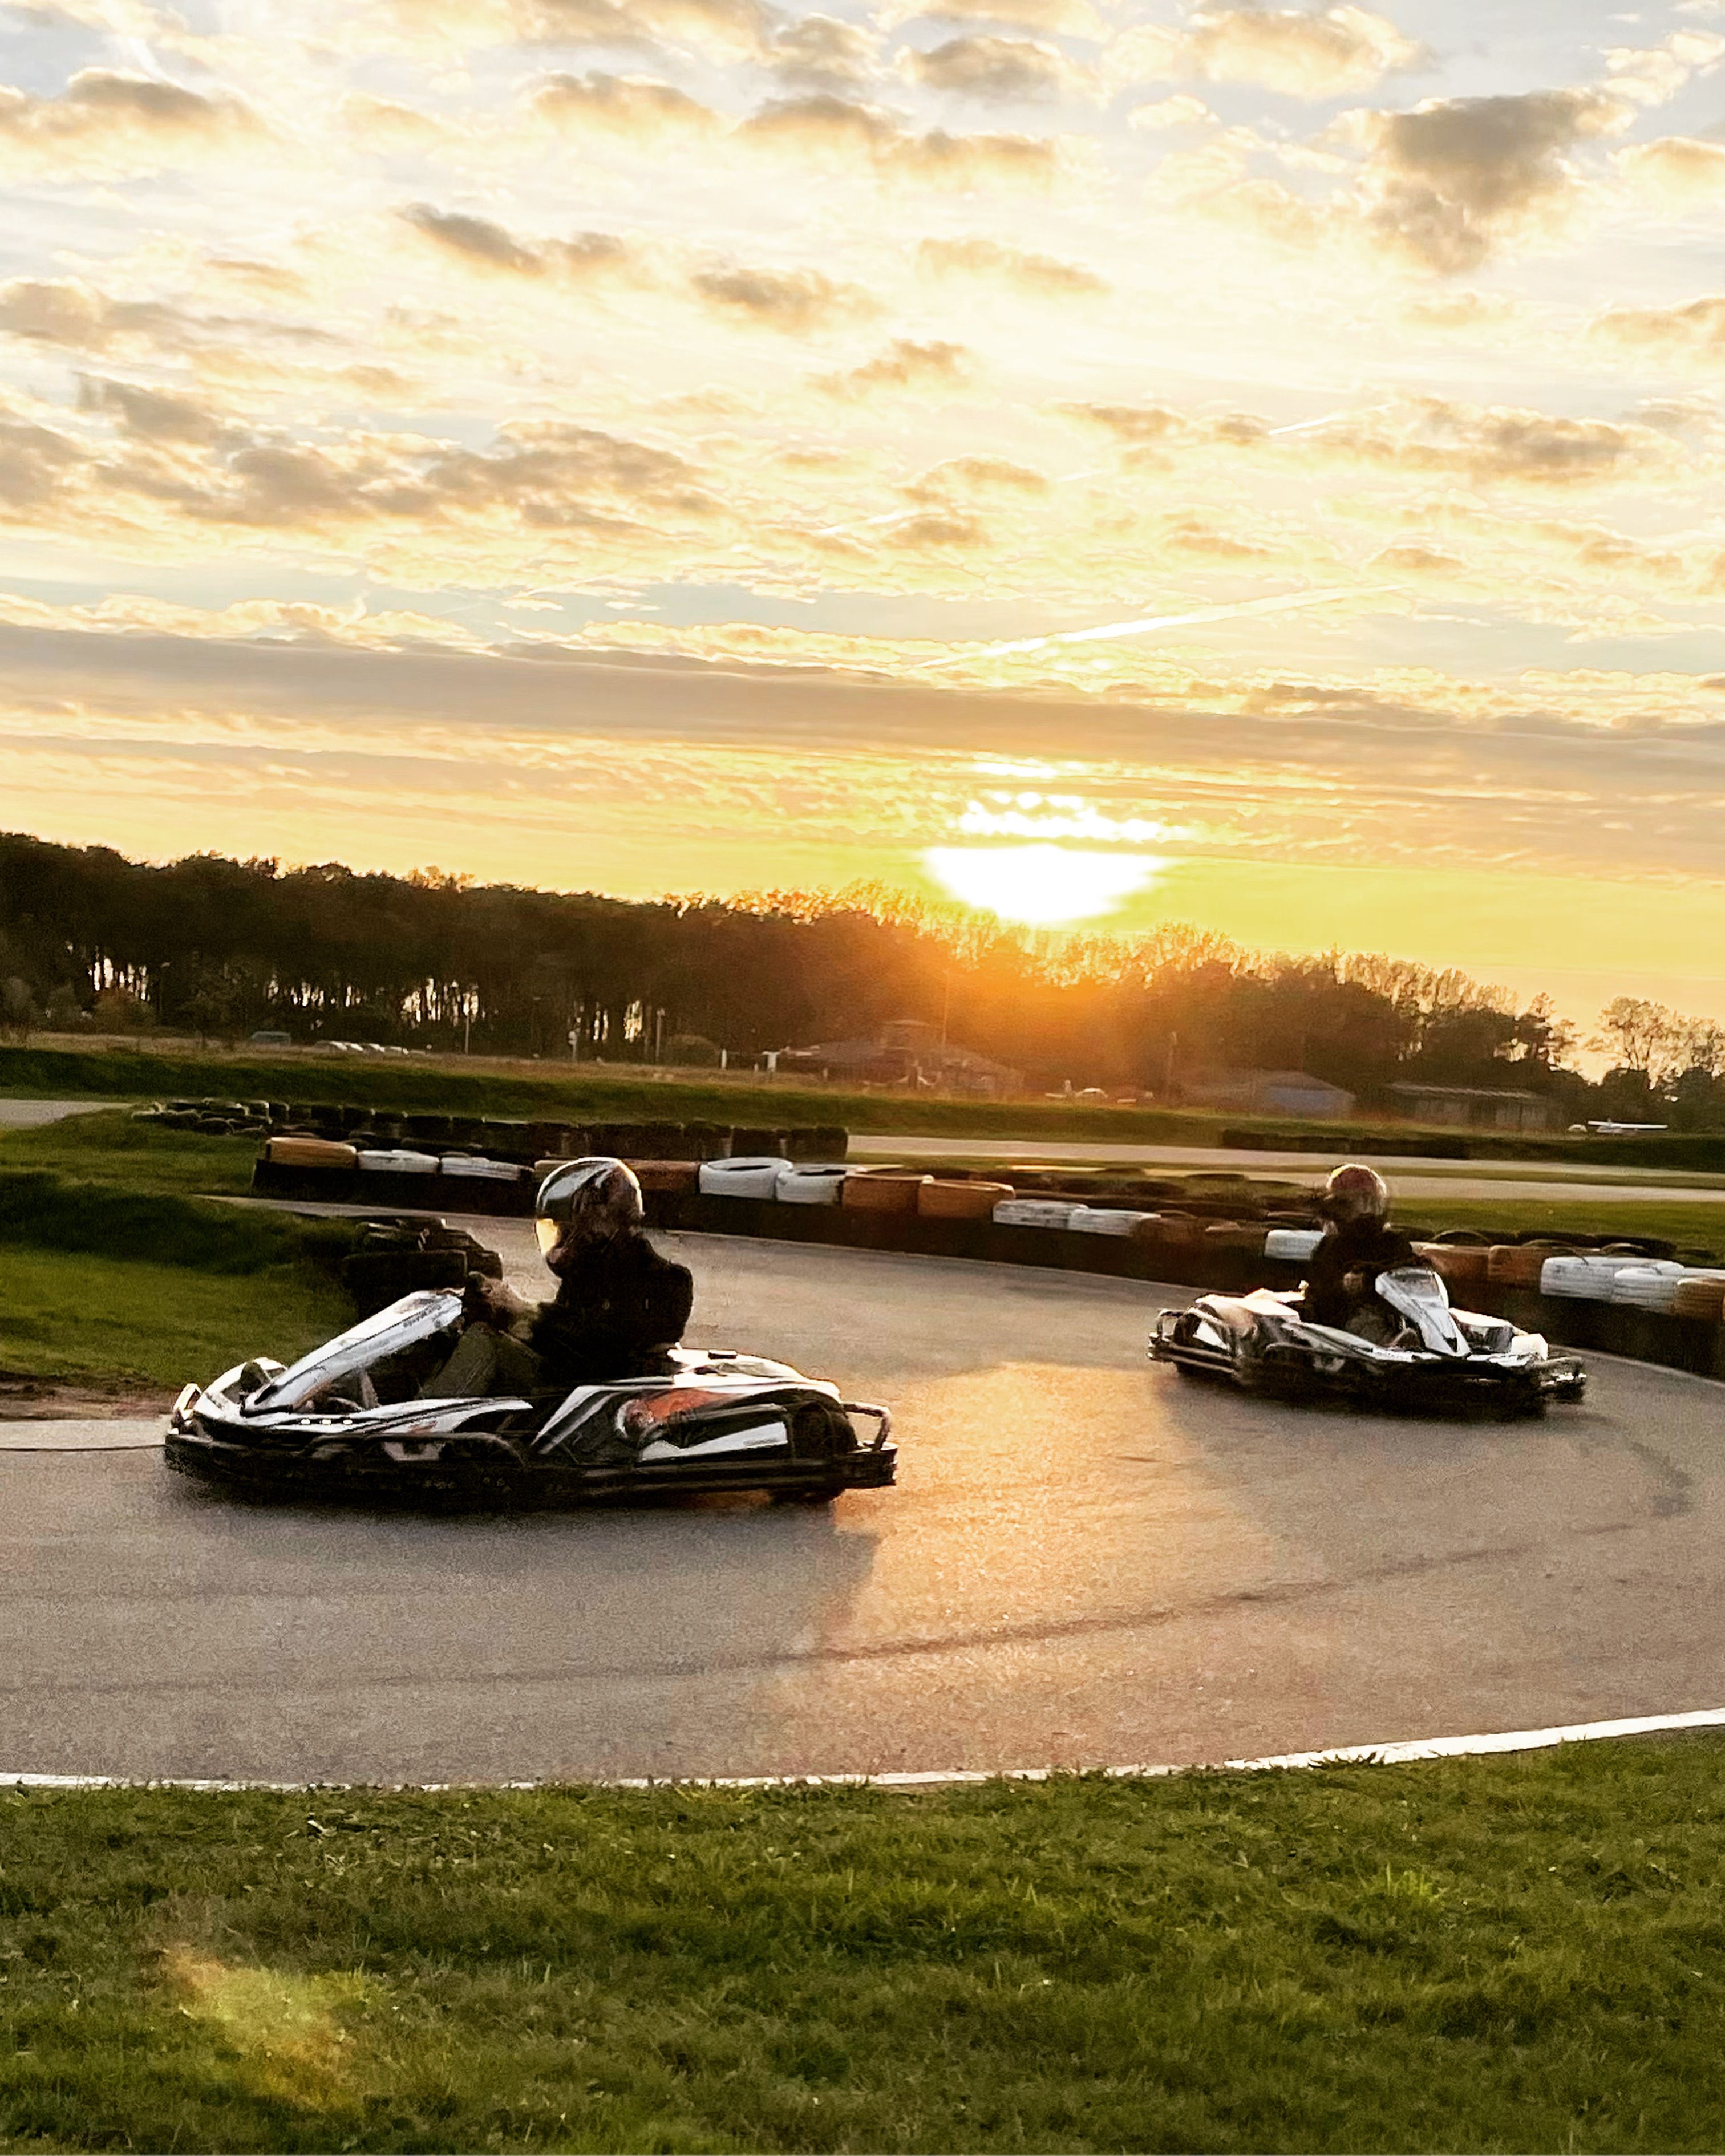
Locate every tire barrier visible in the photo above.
<box><xmin>623</xmin><ymin>1188</ymin><xmax>1725</xmax><ymax>1386</ymax></box>
<box><xmin>338</xmin><ymin>1219</ymin><xmax>504</xmax><ymax>1319</ymax></box>
<box><xmin>698</xmin><ymin>1157</ymin><xmax>785</xmax><ymax>1201</ymax></box>
<box><xmin>145</xmin><ymin>1103</ymin><xmax>838</xmax><ymax>1168</ymax></box>
<box><xmin>841</xmin><ymin>1173</ymin><xmax>930</xmax><ymax>1216</ymax></box>
<box><xmin>776</xmin><ymin>1165</ymin><xmax>852</xmax><ymax>1207</ymax></box>
<box><xmin>917</xmin><ymin>1179</ymin><xmax>1011</xmax><ymax>1221</ymax></box>
<box><xmin>242</xmin><ymin>1136</ymin><xmax>1725</xmax><ymax>1384</ymax></box>
<box><xmin>244</xmin><ymin>1118</ymin><xmax>845</xmax><ymax>1212</ymax></box>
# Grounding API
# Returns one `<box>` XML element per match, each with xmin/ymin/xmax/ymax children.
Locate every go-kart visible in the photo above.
<box><xmin>1149</xmin><ymin>1264</ymin><xmax>1586</xmax><ymax>1416</ymax></box>
<box><xmin>167</xmin><ymin>1290</ymin><xmax>895</xmax><ymax>1506</ymax></box>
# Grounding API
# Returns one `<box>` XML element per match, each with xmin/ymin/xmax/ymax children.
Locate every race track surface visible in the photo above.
<box><xmin>4</xmin><ymin>1230</ymin><xmax>1722</xmax><ymax>1785</ymax></box>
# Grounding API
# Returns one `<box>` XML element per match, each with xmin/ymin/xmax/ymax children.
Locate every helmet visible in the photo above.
<box><xmin>1319</xmin><ymin>1162</ymin><xmax>1390</xmax><ymax>1226</ymax></box>
<box><xmin>534</xmin><ymin>1156</ymin><xmax>644</xmax><ymax>1262</ymax></box>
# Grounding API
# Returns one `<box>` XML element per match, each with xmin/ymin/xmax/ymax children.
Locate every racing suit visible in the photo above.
<box><xmin>420</xmin><ymin>1234</ymin><xmax>693</xmax><ymax>1399</ymax></box>
<box><xmin>528</xmin><ymin>1233</ymin><xmax>694</xmax><ymax>1387</ymax></box>
<box><xmin>1304</xmin><ymin>1218</ymin><xmax>1419</xmax><ymax>1333</ymax></box>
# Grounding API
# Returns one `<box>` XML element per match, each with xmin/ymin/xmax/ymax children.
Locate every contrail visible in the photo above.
<box><xmin>912</xmin><ymin>582</ymin><xmax>1401</xmax><ymax>668</ymax></box>
<box><xmin>1266</xmin><ymin>402</ymin><xmax>1398</xmax><ymax>437</ymax></box>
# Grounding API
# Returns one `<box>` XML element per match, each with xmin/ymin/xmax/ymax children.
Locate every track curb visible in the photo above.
<box><xmin>7</xmin><ymin>1705</ymin><xmax>1725</xmax><ymax>1794</ymax></box>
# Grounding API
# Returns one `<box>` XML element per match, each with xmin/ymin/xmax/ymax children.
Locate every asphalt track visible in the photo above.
<box><xmin>6</xmin><ymin>1225</ymin><xmax>1725</xmax><ymax>1785</ymax></box>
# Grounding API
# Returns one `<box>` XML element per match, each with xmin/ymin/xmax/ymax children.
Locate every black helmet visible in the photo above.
<box><xmin>534</xmin><ymin>1156</ymin><xmax>643</xmax><ymax>1260</ymax></box>
<box><xmin>1319</xmin><ymin>1162</ymin><xmax>1390</xmax><ymax>1225</ymax></box>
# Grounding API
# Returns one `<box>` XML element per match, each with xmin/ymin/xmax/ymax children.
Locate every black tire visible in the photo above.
<box><xmin>789</xmin><ymin>1403</ymin><xmax>857</xmax><ymax>1461</ymax></box>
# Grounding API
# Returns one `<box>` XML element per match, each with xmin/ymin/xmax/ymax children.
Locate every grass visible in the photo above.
<box><xmin>1393</xmin><ymin>1195</ymin><xmax>1725</xmax><ymax>1255</ymax></box>
<box><xmin>0</xmin><ymin>1116</ymin><xmax>359</xmax><ymax>1389</ymax></box>
<box><xmin>0</xmin><ymin>1041</ymin><xmax>1224</xmax><ymax>1146</ymax></box>
<box><xmin>8</xmin><ymin>1040</ymin><xmax>1725</xmax><ymax>1169</ymax></box>
<box><xmin>7</xmin><ymin>1739</ymin><xmax>1725</xmax><ymax>2150</ymax></box>
<box><xmin>0</xmin><ymin>1243</ymin><xmax>351</xmax><ymax>1390</ymax></box>
<box><xmin>0</xmin><ymin>1109</ymin><xmax>260</xmax><ymax>1200</ymax></box>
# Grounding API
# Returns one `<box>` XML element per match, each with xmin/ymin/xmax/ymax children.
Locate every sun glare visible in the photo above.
<box><xmin>924</xmin><ymin>845</ymin><xmax>1166</xmax><ymax>926</ymax></box>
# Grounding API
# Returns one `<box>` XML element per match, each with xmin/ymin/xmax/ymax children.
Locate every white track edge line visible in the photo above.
<box><xmin>7</xmin><ymin>1705</ymin><xmax>1725</xmax><ymax>1796</ymax></box>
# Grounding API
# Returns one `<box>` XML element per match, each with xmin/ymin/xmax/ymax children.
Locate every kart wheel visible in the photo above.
<box><xmin>775</xmin><ymin>1481</ymin><xmax>843</xmax><ymax>1506</ymax></box>
<box><xmin>790</xmin><ymin>1403</ymin><xmax>857</xmax><ymax>1460</ymax></box>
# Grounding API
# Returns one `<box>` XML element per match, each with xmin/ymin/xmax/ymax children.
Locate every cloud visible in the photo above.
<box><xmin>1109</xmin><ymin>5</ymin><xmax>1428</xmax><ymax>100</ymax></box>
<box><xmin>917</xmin><ymin>233</ymin><xmax>1107</xmax><ymax>294</ymax></box>
<box><xmin>396</xmin><ymin>0</ymin><xmax>772</xmax><ymax>60</ymax></box>
<box><xmin>1348</xmin><ymin>87</ymin><xmax>1630</xmax><ymax>273</ymax></box>
<box><xmin>0</xmin><ymin>67</ymin><xmax>264</xmax><ymax>177</ymax></box>
<box><xmin>1286</xmin><ymin>397</ymin><xmax>1678</xmax><ymax>488</ymax></box>
<box><xmin>811</xmin><ymin>337</ymin><xmax>973</xmax><ymax>395</ymax></box>
<box><xmin>0</xmin><ymin>278</ymin><xmax>181</xmax><ymax>351</ymax></box>
<box><xmin>1600</xmin><ymin>29</ymin><xmax>1725</xmax><ymax>108</ymax></box>
<box><xmin>1591</xmin><ymin>293</ymin><xmax>1725</xmax><ymax>364</ymax></box>
<box><xmin>1056</xmin><ymin>400</ymin><xmax>1188</xmax><ymax>453</ymax></box>
<box><xmin>883</xmin><ymin>0</ymin><xmax>1103</xmax><ymax>36</ymax></box>
<box><xmin>529</xmin><ymin>69</ymin><xmax>720</xmax><ymax>141</ymax></box>
<box><xmin>0</xmin><ymin>405</ymin><xmax>85</xmax><ymax>513</ymax></box>
<box><xmin>400</xmin><ymin>203</ymin><xmax>546</xmax><ymax>275</ymax></box>
<box><xmin>1618</xmin><ymin>135</ymin><xmax>1725</xmax><ymax>207</ymax></box>
<box><xmin>1127</xmin><ymin>92</ymin><xmax>1216</xmax><ymax>129</ymax></box>
<box><xmin>1399</xmin><ymin>288</ymin><xmax>1523</xmax><ymax>336</ymax></box>
<box><xmin>341</xmin><ymin>93</ymin><xmax>457</xmax><ymax>152</ymax></box>
<box><xmin>903</xmin><ymin>34</ymin><xmax>1094</xmax><ymax>102</ymax></box>
<box><xmin>764</xmin><ymin>15</ymin><xmax>879</xmax><ymax>89</ymax></box>
<box><xmin>738</xmin><ymin>91</ymin><xmax>1059</xmax><ymax>185</ymax></box>
<box><xmin>399</xmin><ymin>203</ymin><xmax>641</xmax><ymax>283</ymax></box>
<box><xmin>77</xmin><ymin>375</ymin><xmax>231</xmax><ymax>445</ymax></box>
<box><xmin>905</xmin><ymin>453</ymin><xmax>1050</xmax><ymax>498</ymax></box>
<box><xmin>689</xmin><ymin>262</ymin><xmax>878</xmax><ymax>333</ymax></box>
<box><xmin>1060</xmin><ymin>391</ymin><xmax>1676</xmax><ymax>490</ymax></box>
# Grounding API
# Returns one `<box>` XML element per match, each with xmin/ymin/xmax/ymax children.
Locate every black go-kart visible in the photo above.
<box><xmin>168</xmin><ymin>1290</ymin><xmax>895</xmax><ymax>1506</ymax></box>
<box><xmin>1151</xmin><ymin>1263</ymin><xmax>1586</xmax><ymax>1416</ymax></box>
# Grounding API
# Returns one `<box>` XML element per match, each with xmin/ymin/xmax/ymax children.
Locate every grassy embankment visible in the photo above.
<box><xmin>7</xmin><ymin>1039</ymin><xmax>1725</xmax><ymax>1170</ymax></box>
<box><xmin>8</xmin><ymin>1738</ymin><xmax>1725</xmax><ymax>2152</ymax></box>
<box><xmin>0</xmin><ymin>1117</ymin><xmax>351</xmax><ymax>1392</ymax></box>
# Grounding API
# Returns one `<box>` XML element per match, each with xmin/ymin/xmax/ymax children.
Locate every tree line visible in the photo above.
<box><xmin>0</xmin><ymin>832</ymin><xmax>1720</xmax><ymax>1125</ymax></box>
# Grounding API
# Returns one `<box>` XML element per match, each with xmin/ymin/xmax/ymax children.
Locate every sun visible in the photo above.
<box><xmin>924</xmin><ymin>845</ymin><xmax>1166</xmax><ymax>926</ymax></box>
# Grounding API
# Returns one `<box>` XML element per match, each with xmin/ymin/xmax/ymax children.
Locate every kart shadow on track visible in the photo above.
<box><xmin>143</xmin><ymin>1470</ymin><xmax>885</xmax><ymax>1782</ymax></box>
<box><xmin>1159</xmin><ymin>1355</ymin><xmax>1574</xmax><ymax>1425</ymax></box>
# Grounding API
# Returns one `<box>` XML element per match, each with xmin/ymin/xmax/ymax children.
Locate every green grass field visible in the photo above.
<box><xmin>7</xmin><ymin>1738</ymin><xmax>1725</xmax><ymax>2153</ymax></box>
<box><xmin>0</xmin><ymin>1243</ymin><xmax>350</xmax><ymax>1391</ymax></box>
<box><xmin>0</xmin><ymin>1118</ymin><xmax>354</xmax><ymax>1389</ymax></box>
<box><xmin>0</xmin><ymin>1109</ymin><xmax>259</xmax><ymax>1199</ymax></box>
<box><xmin>1394</xmin><ymin>1195</ymin><xmax>1725</xmax><ymax>1254</ymax></box>
<box><xmin>6</xmin><ymin>1039</ymin><xmax>1724</xmax><ymax>1171</ymax></box>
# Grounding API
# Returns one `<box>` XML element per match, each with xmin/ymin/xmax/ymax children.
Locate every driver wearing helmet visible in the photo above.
<box><xmin>523</xmin><ymin>1156</ymin><xmax>693</xmax><ymax>1386</ymax></box>
<box><xmin>423</xmin><ymin>1157</ymin><xmax>693</xmax><ymax>1397</ymax></box>
<box><xmin>1303</xmin><ymin>1164</ymin><xmax>1418</xmax><ymax>1335</ymax></box>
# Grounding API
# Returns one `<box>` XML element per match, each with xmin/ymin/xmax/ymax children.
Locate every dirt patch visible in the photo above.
<box><xmin>0</xmin><ymin>1368</ymin><xmax>177</xmax><ymax>1420</ymax></box>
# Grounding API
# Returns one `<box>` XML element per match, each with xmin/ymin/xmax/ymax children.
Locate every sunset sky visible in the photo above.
<box><xmin>2</xmin><ymin>0</ymin><xmax>1723</xmax><ymax>1025</ymax></box>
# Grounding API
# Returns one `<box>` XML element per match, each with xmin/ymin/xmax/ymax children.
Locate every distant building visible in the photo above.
<box><xmin>1182</xmin><ymin>1068</ymin><xmax>1356</xmax><ymax>1120</ymax></box>
<box><xmin>779</xmin><ymin>1018</ymin><xmax>1022</xmax><ymax>1097</ymax></box>
<box><xmin>1388</xmin><ymin>1083</ymin><xmax>1551</xmax><ymax>1132</ymax></box>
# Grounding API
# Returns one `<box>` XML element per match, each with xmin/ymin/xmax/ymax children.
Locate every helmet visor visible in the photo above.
<box><xmin>534</xmin><ymin>1214</ymin><xmax>563</xmax><ymax>1258</ymax></box>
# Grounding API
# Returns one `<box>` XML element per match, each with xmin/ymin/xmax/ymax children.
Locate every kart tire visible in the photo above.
<box><xmin>790</xmin><ymin>1403</ymin><xmax>857</xmax><ymax>1460</ymax></box>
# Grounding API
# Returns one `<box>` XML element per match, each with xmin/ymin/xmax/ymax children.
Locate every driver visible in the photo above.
<box><xmin>423</xmin><ymin>1157</ymin><xmax>693</xmax><ymax>1397</ymax></box>
<box><xmin>1303</xmin><ymin>1164</ymin><xmax>1418</xmax><ymax>1337</ymax></box>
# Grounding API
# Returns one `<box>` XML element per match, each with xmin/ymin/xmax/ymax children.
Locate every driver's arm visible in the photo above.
<box><xmin>462</xmin><ymin>1275</ymin><xmax>534</xmax><ymax>1328</ymax></box>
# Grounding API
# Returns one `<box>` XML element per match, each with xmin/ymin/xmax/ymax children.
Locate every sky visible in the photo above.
<box><xmin>1</xmin><ymin>0</ymin><xmax>1723</xmax><ymax>1030</ymax></box>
